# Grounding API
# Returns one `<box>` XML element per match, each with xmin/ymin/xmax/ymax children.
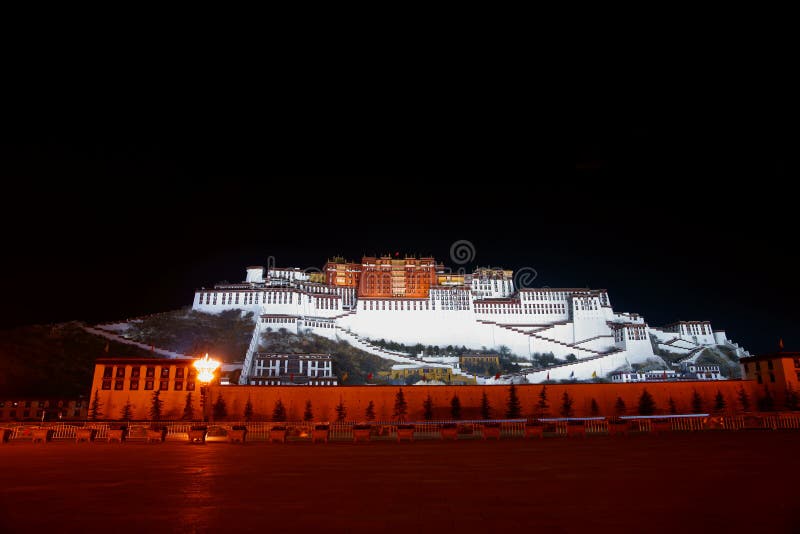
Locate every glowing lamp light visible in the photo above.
<box><xmin>194</xmin><ymin>353</ymin><xmax>221</xmax><ymax>384</ymax></box>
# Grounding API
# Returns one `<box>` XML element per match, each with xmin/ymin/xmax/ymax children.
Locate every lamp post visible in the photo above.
<box><xmin>194</xmin><ymin>353</ymin><xmax>221</xmax><ymax>422</ymax></box>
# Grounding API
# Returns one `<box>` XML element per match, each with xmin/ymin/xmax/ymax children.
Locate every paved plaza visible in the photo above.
<box><xmin>1</xmin><ymin>432</ymin><xmax>798</xmax><ymax>532</ymax></box>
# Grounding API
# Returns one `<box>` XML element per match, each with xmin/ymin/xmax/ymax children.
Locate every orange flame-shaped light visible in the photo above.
<box><xmin>194</xmin><ymin>353</ymin><xmax>221</xmax><ymax>384</ymax></box>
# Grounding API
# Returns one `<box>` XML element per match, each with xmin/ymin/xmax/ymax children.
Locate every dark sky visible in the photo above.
<box><xmin>0</xmin><ymin>126</ymin><xmax>793</xmax><ymax>354</ymax></box>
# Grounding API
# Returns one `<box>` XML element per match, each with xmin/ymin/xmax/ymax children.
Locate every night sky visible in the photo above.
<box><xmin>0</xmin><ymin>128</ymin><xmax>793</xmax><ymax>354</ymax></box>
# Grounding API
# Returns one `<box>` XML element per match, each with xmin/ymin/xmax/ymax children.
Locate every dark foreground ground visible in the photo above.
<box><xmin>1</xmin><ymin>432</ymin><xmax>798</xmax><ymax>533</ymax></box>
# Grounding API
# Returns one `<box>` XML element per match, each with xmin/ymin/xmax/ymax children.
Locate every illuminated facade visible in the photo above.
<box><xmin>191</xmin><ymin>254</ymin><xmax>749</xmax><ymax>384</ymax></box>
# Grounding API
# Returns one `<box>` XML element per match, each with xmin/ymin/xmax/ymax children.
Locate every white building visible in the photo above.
<box><xmin>248</xmin><ymin>353</ymin><xmax>337</xmax><ymax>386</ymax></box>
<box><xmin>679</xmin><ymin>362</ymin><xmax>724</xmax><ymax>381</ymax></box>
<box><xmin>190</xmin><ymin>258</ymin><xmax>746</xmax><ymax>384</ymax></box>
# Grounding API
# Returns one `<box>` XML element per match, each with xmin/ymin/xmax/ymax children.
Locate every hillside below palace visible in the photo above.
<box><xmin>191</xmin><ymin>255</ymin><xmax>749</xmax><ymax>384</ymax></box>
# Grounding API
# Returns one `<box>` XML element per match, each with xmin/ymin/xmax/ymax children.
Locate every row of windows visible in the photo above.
<box><xmin>614</xmin><ymin>327</ymin><xmax>647</xmax><ymax>342</ymax></box>
<box><xmin>0</xmin><ymin>400</ymin><xmax>81</xmax><ymax>408</ymax></box>
<box><xmin>250</xmin><ymin>379</ymin><xmax>337</xmax><ymax>386</ymax></box>
<box><xmin>201</xmin><ymin>291</ymin><xmax>296</xmax><ymax>306</ymax></box>
<box><xmin>1</xmin><ymin>409</ymin><xmax>82</xmax><ymax>419</ymax></box>
<box><xmin>255</xmin><ymin>369</ymin><xmax>332</xmax><ymax>377</ymax></box>
<box><xmin>103</xmin><ymin>366</ymin><xmax>195</xmax><ymax>380</ymax></box>
<box><xmin>363</xmin><ymin>300</ymin><xmax>430</xmax><ymax>311</ymax></box>
<box><xmin>743</xmin><ymin>361</ymin><xmax>775</xmax><ymax>373</ymax></box>
<box><xmin>102</xmin><ymin>379</ymin><xmax>196</xmax><ymax>391</ymax></box>
<box><xmin>521</xmin><ymin>292</ymin><xmax>571</xmax><ymax>301</ymax></box>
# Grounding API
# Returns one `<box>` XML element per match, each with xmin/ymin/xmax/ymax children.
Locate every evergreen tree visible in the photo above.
<box><xmin>450</xmin><ymin>394</ymin><xmax>461</xmax><ymax>420</ymax></box>
<box><xmin>638</xmin><ymin>389</ymin><xmax>656</xmax><ymax>416</ymax></box>
<box><xmin>394</xmin><ymin>389</ymin><xmax>408</xmax><ymax>421</ymax></box>
<box><xmin>365</xmin><ymin>400</ymin><xmax>376</xmax><ymax>421</ymax></box>
<box><xmin>505</xmin><ymin>384</ymin><xmax>521</xmax><ymax>418</ymax></box>
<box><xmin>536</xmin><ymin>386</ymin><xmax>549</xmax><ymax>418</ymax></box>
<box><xmin>335</xmin><ymin>398</ymin><xmax>347</xmax><ymax>422</ymax></box>
<box><xmin>668</xmin><ymin>396</ymin><xmax>677</xmax><ymax>415</ymax></box>
<box><xmin>691</xmin><ymin>390</ymin><xmax>704</xmax><ymax>413</ymax></box>
<box><xmin>614</xmin><ymin>396</ymin><xmax>627</xmax><ymax>416</ymax></box>
<box><xmin>244</xmin><ymin>397</ymin><xmax>254</xmax><ymax>421</ymax></box>
<box><xmin>480</xmin><ymin>391</ymin><xmax>492</xmax><ymax>420</ymax></box>
<box><xmin>150</xmin><ymin>390</ymin><xmax>164</xmax><ymax>420</ymax></box>
<box><xmin>758</xmin><ymin>387</ymin><xmax>774</xmax><ymax>412</ymax></box>
<box><xmin>303</xmin><ymin>400</ymin><xmax>314</xmax><ymax>422</ymax></box>
<box><xmin>212</xmin><ymin>393</ymin><xmax>227</xmax><ymax>420</ymax></box>
<box><xmin>271</xmin><ymin>399</ymin><xmax>287</xmax><ymax>422</ymax></box>
<box><xmin>589</xmin><ymin>398</ymin><xmax>600</xmax><ymax>417</ymax></box>
<box><xmin>737</xmin><ymin>385</ymin><xmax>750</xmax><ymax>412</ymax></box>
<box><xmin>714</xmin><ymin>390</ymin><xmax>727</xmax><ymax>412</ymax></box>
<box><xmin>182</xmin><ymin>392</ymin><xmax>195</xmax><ymax>420</ymax></box>
<box><xmin>786</xmin><ymin>384</ymin><xmax>799</xmax><ymax>411</ymax></box>
<box><xmin>120</xmin><ymin>398</ymin><xmax>133</xmax><ymax>420</ymax></box>
<box><xmin>560</xmin><ymin>391</ymin><xmax>574</xmax><ymax>418</ymax></box>
<box><xmin>89</xmin><ymin>388</ymin><xmax>103</xmax><ymax>421</ymax></box>
<box><xmin>423</xmin><ymin>394</ymin><xmax>434</xmax><ymax>421</ymax></box>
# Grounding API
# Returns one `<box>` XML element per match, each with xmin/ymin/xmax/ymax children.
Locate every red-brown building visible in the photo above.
<box><xmin>324</xmin><ymin>255</ymin><xmax>441</xmax><ymax>298</ymax></box>
<box><xmin>740</xmin><ymin>351</ymin><xmax>800</xmax><ymax>407</ymax></box>
<box><xmin>358</xmin><ymin>256</ymin><xmax>438</xmax><ymax>298</ymax></box>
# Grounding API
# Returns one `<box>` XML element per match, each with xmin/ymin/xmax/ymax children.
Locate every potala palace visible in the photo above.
<box><xmin>191</xmin><ymin>255</ymin><xmax>749</xmax><ymax>384</ymax></box>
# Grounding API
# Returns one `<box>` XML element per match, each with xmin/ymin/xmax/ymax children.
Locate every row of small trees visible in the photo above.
<box><xmin>88</xmin><ymin>383</ymin><xmax>799</xmax><ymax>421</ymax></box>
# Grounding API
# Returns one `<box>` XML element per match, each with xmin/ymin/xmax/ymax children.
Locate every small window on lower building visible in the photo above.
<box><xmin>187</xmin><ymin>382</ymin><xmax>195</xmax><ymax>391</ymax></box>
<box><xmin>114</xmin><ymin>380</ymin><xmax>124</xmax><ymax>390</ymax></box>
<box><xmin>130</xmin><ymin>380</ymin><xmax>139</xmax><ymax>390</ymax></box>
<box><xmin>159</xmin><ymin>380</ymin><xmax>169</xmax><ymax>391</ymax></box>
<box><xmin>145</xmin><ymin>380</ymin><xmax>154</xmax><ymax>390</ymax></box>
<box><xmin>174</xmin><ymin>381</ymin><xmax>183</xmax><ymax>391</ymax></box>
<box><xmin>102</xmin><ymin>380</ymin><xmax>112</xmax><ymax>390</ymax></box>
<box><xmin>770</xmin><ymin>373</ymin><xmax>775</xmax><ymax>383</ymax></box>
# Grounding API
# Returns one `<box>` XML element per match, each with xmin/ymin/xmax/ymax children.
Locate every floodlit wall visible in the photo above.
<box><xmin>192</xmin><ymin>381</ymin><xmax>762</xmax><ymax>421</ymax></box>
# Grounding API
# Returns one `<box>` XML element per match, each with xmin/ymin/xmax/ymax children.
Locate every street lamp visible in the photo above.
<box><xmin>194</xmin><ymin>353</ymin><xmax>221</xmax><ymax>422</ymax></box>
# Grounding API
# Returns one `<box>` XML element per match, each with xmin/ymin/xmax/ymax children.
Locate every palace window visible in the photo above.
<box><xmin>114</xmin><ymin>380</ymin><xmax>124</xmax><ymax>390</ymax></box>
<box><xmin>160</xmin><ymin>380</ymin><xmax>169</xmax><ymax>390</ymax></box>
<box><xmin>130</xmin><ymin>380</ymin><xmax>139</xmax><ymax>390</ymax></box>
<box><xmin>131</xmin><ymin>367</ymin><xmax>140</xmax><ymax>378</ymax></box>
<box><xmin>145</xmin><ymin>380</ymin><xmax>154</xmax><ymax>390</ymax></box>
<box><xmin>161</xmin><ymin>368</ymin><xmax>170</xmax><ymax>378</ymax></box>
<box><xmin>187</xmin><ymin>381</ymin><xmax>196</xmax><ymax>391</ymax></box>
<box><xmin>174</xmin><ymin>381</ymin><xmax>183</xmax><ymax>391</ymax></box>
<box><xmin>146</xmin><ymin>367</ymin><xmax>155</xmax><ymax>378</ymax></box>
<box><xmin>103</xmin><ymin>367</ymin><xmax>113</xmax><ymax>379</ymax></box>
<box><xmin>176</xmin><ymin>368</ymin><xmax>185</xmax><ymax>379</ymax></box>
<box><xmin>116</xmin><ymin>367</ymin><xmax>125</xmax><ymax>378</ymax></box>
<box><xmin>102</xmin><ymin>379</ymin><xmax>112</xmax><ymax>390</ymax></box>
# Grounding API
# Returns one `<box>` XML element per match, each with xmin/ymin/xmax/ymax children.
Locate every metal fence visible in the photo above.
<box><xmin>3</xmin><ymin>414</ymin><xmax>800</xmax><ymax>443</ymax></box>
